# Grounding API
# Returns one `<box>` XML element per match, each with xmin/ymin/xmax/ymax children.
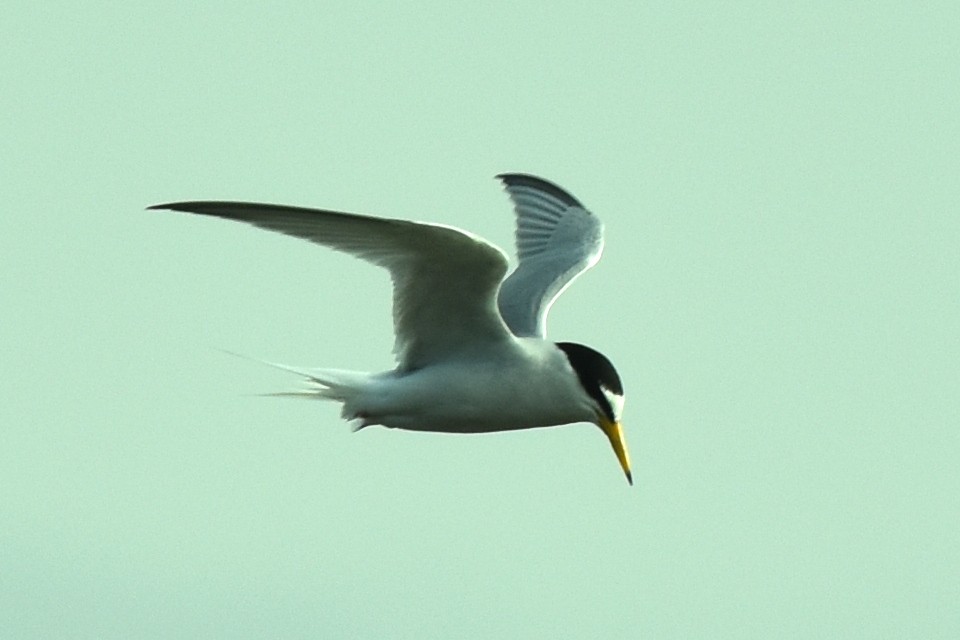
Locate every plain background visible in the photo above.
<box><xmin>2</xmin><ymin>2</ymin><xmax>958</xmax><ymax>637</ymax></box>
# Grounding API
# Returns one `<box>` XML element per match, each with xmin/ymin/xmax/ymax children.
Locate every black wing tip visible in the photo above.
<box><xmin>495</xmin><ymin>173</ymin><xmax>584</xmax><ymax>208</ymax></box>
<box><xmin>146</xmin><ymin>201</ymin><xmax>205</xmax><ymax>213</ymax></box>
<box><xmin>145</xmin><ymin>201</ymin><xmax>265</xmax><ymax>217</ymax></box>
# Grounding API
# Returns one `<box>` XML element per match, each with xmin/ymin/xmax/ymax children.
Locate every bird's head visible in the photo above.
<box><xmin>556</xmin><ymin>342</ymin><xmax>632</xmax><ymax>485</ymax></box>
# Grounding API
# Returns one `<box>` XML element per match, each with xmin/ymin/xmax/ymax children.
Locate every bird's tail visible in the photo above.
<box><xmin>216</xmin><ymin>348</ymin><xmax>373</xmax><ymax>402</ymax></box>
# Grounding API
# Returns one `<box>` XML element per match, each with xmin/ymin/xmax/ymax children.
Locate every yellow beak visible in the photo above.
<box><xmin>600</xmin><ymin>417</ymin><xmax>633</xmax><ymax>485</ymax></box>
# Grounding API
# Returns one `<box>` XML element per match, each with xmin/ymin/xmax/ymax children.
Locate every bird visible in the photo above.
<box><xmin>149</xmin><ymin>174</ymin><xmax>632</xmax><ymax>484</ymax></box>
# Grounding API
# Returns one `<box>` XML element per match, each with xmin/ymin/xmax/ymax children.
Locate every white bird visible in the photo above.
<box><xmin>150</xmin><ymin>174</ymin><xmax>632</xmax><ymax>483</ymax></box>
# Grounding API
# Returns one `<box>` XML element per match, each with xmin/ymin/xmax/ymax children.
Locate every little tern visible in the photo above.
<box><xmin>150</xmin><ymin>174</ymin><xmax>633</xmax><ymax>483</ymax></box>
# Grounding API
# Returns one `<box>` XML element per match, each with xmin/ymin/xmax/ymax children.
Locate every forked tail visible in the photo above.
<box><xmin>216</xmin><ymin>348</ymin><xmax>373</xmax><ymax>403</ymax></box>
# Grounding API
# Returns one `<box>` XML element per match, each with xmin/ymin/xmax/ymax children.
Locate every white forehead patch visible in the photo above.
<box><xmin>601</xmin><ymin>384</ymin><xmax>624</xmax><ymax>422</ymax></box>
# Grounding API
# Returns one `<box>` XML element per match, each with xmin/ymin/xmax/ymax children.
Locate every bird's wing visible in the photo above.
<box><xmin>495</xmin><ymin>174</ymin><xmax>605</xmax><ymax>338</ymax></box>
<box><xmin>148</xmin><ymin>201</ymin><xmax>512</xmax><ymax>370</ymax></box>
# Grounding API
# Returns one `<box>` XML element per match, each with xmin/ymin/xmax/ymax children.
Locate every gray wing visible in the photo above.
<box><xmin>149</xmin><ymin>201</ymin><xmax>512</xmax><ymax>371</ymax></box>
<box><xmin>495</xmin><ymin>174</ymin><xmax>605</xmax><ymax>338</ymax></box>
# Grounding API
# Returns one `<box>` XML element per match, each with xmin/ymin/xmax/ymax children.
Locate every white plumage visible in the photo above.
<box><xmin>150</xmin><ymin>174</ymin><xmax>632</xmax><ymax>483</ymax></box>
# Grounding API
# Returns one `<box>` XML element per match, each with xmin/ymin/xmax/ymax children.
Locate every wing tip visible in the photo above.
<box><xmin>145</xmin><ymin>201</ymin><xmax>261</xmax><ymax>218</ymax></box>
<box><xmin>495</xmin><ymin>173</ymin><xmax>584</xmax><ymax>208</ymax></box>
<box><xmin>146</xmin><ymin>201</ymin><xmax>199</xmax><ymax>213</ymax></box>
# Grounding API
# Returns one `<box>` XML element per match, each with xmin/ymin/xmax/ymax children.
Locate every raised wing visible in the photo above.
<box><xmin>495</xmin><ymin>174</ymin><xmax>605</xmax><ymax>338</ymax></box>
<box><xmin>148</xmin><ymin>201</ymin><xmax>512</xmax><ymax>370</ymax></box>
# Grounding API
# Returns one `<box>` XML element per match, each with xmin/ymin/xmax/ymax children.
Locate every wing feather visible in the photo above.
<box><xmin>495</xmin><ymin>174</ymin><xmax>605</xmax><ymax>338</ymax></box>
<box><xmin>148</xmin><ymin>201</ymin><xmax>512</xmax><ymax>370</ymax></box>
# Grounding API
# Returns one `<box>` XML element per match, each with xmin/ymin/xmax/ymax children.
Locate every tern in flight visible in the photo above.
<box><xmin>151</xmin><ymin>174</ymin><xmax>632</xmax><ymax>483</ymax></box>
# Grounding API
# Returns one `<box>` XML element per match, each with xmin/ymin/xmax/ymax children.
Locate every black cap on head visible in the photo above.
<box><xmin>556</xmin><ymin>342</ymin><xmax>623</xmax><ymax>422</ymax></box>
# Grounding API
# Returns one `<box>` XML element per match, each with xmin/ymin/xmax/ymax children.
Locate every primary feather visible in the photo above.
<box><xmin>147</xmin><ymin>201</ymin><xmax>512</xmax><ymax>370</ymax></box>
<box><xmin>495</xmin><ymin>174</ymin><xmax>605</xmax><ymax>338</ymax></box>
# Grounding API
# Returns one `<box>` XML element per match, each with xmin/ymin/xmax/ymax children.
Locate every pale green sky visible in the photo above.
<box><xmin>2</xmin><ymin>1</ymin><xmax>958</xmax><ymax>637</ymax></box>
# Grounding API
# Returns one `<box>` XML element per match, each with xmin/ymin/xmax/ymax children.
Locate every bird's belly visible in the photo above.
<box><xmin>363</xmin><ymin>360</ymin><xmax>589</xmax><ymax>434</ymax></box>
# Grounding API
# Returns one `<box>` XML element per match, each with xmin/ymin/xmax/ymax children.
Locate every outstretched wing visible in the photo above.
<box><xmin>149</xmin><ymin>201</ymin><xmax>512</xmax><ymax>370</ymax></box>
<box><xmin>495</xmin><ymin>174</ymin><xmax>605</xmax><ymax>338</ymax></box>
